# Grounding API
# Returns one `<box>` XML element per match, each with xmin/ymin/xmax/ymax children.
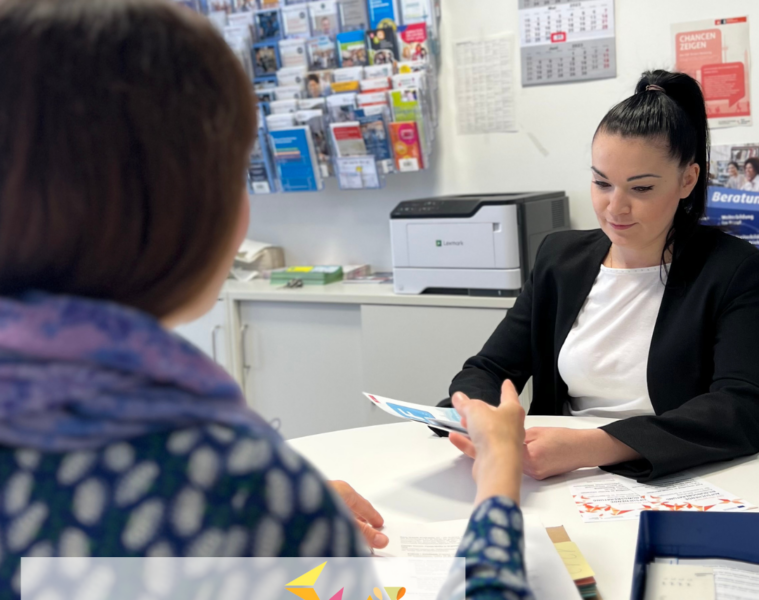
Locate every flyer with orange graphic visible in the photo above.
<box><xmin>571</xmin><ymin>472</ymin><xmax>757</xmax><ymax>523</ymax></box>
<box><xmin>672</xmin><ymin>17</ymin><xmax>752</xmax><ymax>128</ymax></box>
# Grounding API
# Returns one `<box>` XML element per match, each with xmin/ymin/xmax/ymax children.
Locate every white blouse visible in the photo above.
<box><xmin>557</xmin><ymin>264</ymin><xmax>667</xmax><ymax>418</ymax></box>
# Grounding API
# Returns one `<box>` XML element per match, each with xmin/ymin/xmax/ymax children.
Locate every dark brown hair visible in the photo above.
<box><xmin>0</xmin><ymin>0</ymin><xmax>256</xmax><ymax>318</ymax></box>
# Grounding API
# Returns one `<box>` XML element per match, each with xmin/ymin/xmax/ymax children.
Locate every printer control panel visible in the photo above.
<box><xmin>391</xmin><ymin>199</ymin><xmax>482</xmax><ymax>219</ymax></box>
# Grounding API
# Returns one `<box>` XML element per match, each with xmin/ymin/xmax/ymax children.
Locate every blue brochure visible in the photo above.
<box><xmin>269</xmin><ymin>127</ymin><xmax>320</xmax><ymax>192</ymax></box>
<box><xmin>367</xmin><ymin>0</ymin><xmax>399</xmax><ymax>30</ymax></box>
<box><xmin>355</xmin><ymin>109</ymin><xmax>391</xmax><ymax>162</ymax></box>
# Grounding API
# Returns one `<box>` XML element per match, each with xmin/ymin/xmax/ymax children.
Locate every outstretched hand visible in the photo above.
<box><xmin>329</xmin><ymin>480</ymin><xmax>389</xmax><ymax>549</ymax></box>
<box><xmin>450</xmin><ymin>380</ymin><xmax>525</xmax><ymax>505</ymax></box>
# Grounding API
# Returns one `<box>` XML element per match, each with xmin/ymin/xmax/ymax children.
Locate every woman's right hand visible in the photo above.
<box><xmin>450</xmin><ymin>381</ymin><xmax>525</xmax><ymax>506</ymax></box>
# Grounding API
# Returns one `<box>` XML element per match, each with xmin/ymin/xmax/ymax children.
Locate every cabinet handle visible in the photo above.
<box><xmin>240</xmin><ymin>324</ymin><xmax>250</xmax><ymax>387</ymax></box>
<box><xmin>210</xmin><ymin>325</ymin><xmax>222</xmax><ymax>363</ymax></box>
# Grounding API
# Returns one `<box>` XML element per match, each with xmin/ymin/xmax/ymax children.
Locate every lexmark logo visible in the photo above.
<box><xmin>436</xmin><ymin>240</ymin><xmax>464</xmax><ymax>247</ymax></box>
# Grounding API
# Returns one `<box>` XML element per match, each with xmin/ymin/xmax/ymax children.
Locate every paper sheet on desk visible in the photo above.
<box><xmin>656</xmin><ymin>558</ymin><xmax>759</xmax><ymax>600</ymax></box>
<box><xmin>375</xmin><ymin>516</ymin><xmax>580</xmax><ymax>600</ymax></box>
<box><xmin>571</xmin><ymin>472</ymin><xmax>757</xmax><ymax>523</ymax></box>
<box><xmin>363</xmin><ymin>393</ymin><xmax>468</xmax><ymax>436</ymax></box>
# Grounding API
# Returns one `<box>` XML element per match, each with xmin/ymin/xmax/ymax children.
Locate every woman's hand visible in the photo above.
<box><xmin>450</xmin><ymin>380</ymin><xmax>525</xmax><ymax>506</ymax></box>
<box><xmin>329</xmin><ymin>480</ymin><xmax>389</xmax><ymax>549</ymax></box>
<box><xmin>523</xmin><ymin>427</ymin><xmax>643</xmax><ymax>480</ymax></box>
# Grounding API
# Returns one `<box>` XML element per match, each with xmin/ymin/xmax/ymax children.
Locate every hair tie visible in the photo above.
<box><xmin>646</xmin><ymin>84</ymin><xmax>666</xmax><ymax>93</ymax></box>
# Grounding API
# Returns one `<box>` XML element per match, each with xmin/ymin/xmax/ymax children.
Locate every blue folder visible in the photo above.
<box><xmin>631</xmin><ymin>511</ymin><xmax>759</xmax><ymax>599</ymax></box>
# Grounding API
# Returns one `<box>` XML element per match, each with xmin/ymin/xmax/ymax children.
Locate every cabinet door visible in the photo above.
<box><xmin>239</xmin><ymin>301</ymin><xmax>371</xmax><ymax>439</ymax></box>
<box><xmin>361</xmin><ymin>304</ymin><xmax>531</xmax><ymax>414</ymax></box>
<box><xmin>174</xmin><ymin>298</ymin><xmax>230</xmax><ymax>373</ymax></box>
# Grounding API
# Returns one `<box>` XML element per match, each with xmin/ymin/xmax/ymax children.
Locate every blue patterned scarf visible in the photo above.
<box><xmin>0</xmin><ymin>293</ymin><xmax>267</xmax><ymax>451</ymax></box>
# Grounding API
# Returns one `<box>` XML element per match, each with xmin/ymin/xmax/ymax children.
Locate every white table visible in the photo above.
<box><xmin>289</xmin><ymin>416</ymin><xmax>759</xmax><ymax>600</ymax></box>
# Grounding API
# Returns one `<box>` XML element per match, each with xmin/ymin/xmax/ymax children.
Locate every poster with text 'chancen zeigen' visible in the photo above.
<box><xmin>672</xmin><ymin>17</ymin><xmax>751</xmax><ymax>129</ymax></box>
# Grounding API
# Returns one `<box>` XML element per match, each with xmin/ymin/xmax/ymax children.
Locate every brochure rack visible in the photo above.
<box><xmin>179</xmin><ymin>0</ymin><xmax>441</xmax><ymax>194</ymax></box>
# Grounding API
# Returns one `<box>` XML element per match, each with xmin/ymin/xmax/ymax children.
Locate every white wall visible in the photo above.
<box><xmin>248</xmin><ymin>0</ymin><xmax>759</xmax><ymax>270</ymax></box>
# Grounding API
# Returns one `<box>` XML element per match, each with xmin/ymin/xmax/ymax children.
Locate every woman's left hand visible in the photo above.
<box><xmin>523</xmin><ymin>427</ymin><xmax>643</xmax><ymax>480</ymax></box>
<box><xmin>329</xmin><ymin>480</ymin><xmax>389</xmax><ymax>549</ymax></box>
<box><xmin>522</xmin><ymin>427</ymin><xmax>588</xmax><ymax>480</ymax></box>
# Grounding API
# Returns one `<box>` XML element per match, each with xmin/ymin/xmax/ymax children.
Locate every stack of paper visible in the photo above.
<box><xmin>570</xmin><ymin>472</ymin><xmax>757</xmax><ymax>523</ymax></box>
<box><xmin>375</xmin><ymin>516</ymin><xmax>580</xmax><ymax>600</ymax></box>
<box><xmin>547</xmin><ymin>527</ymin><xmax>598</xmax><ymax>598</ymax></box>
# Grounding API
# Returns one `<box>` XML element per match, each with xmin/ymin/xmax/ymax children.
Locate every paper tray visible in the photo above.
<box><xmin>631</xmin><ymin>511</ymin><xmax>759</xmax><ymax>600</ymax></box>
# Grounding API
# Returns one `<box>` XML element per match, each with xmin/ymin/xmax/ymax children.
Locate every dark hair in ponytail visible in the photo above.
<box><xmin>594</xmin><ymin>69</ymin><xmax>710</xmax><ymax>266</ymax></box>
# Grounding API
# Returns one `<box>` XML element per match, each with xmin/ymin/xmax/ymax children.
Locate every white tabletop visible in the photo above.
<box><xmin>224</xmin><ymin>280</ymin><xmax>518</xmax><ymax>310</ymax></box>
<box><xmin>289</xmin><ymin>416</ymin><xmax>759</xmax><ymax>600</ymax></box>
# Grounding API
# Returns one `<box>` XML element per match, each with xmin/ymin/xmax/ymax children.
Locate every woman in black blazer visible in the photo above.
<box><xmin>444</xmin><ymin>70</ymin><xmax>759</xmax><ymax>483</ymax></box>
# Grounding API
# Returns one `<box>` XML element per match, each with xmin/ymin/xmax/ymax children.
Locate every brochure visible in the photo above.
<box><xmin>355</xmin><ymin>109</ymin><xmax>393</xmax><ymax>172</ymax></box>
<box><xmin>298</xmin><ymin>97</ymin><xmax>326</xmax><ymax>109</ymax></box>
<box><xmin>571</xmin><ymin>472</ymin><xmax>758</xmax><ymax>523</ymax></box>
<box><xmin>337</xmin><ymin>30</ymin><xmax>368</xmax><ymax>67</ymax></box>
<box><xmin>306</xmin><ymin>35</ymin><xmax>337</xmax><ymax>70</ymax></box>
<box><xmin>363</xmin><ymin>393</ymin><xmax>468</xmax><ymax>436</ymax></box>
<box><xmin>295</xmin><ymin>109</ymin><xmax>331</xmax><ymax>177</ymax></box>
<box><xmin>331</xmin><ymin>80</ymin><xmax>360</xmax><ymax>93</ymax></box>
<box><xmin>254</xmin><ymin>9</ymin><xmax>281</xmax><ymax>41</ymax></box>
<box><xmin>273</xmin><ymin>85</ymin><xmax>302</xmax><ymax>99</ymax></box>
<box><xmin>276</xmin><ymin>66</ymin><xmax>307</xmax><ymax>88</ymax></box>
<box><xmin>247</xmin><ymin>161</ymin><xmax>273</xmax><ymax>194</ymax></box>
<box><xmin>367</xmin><ymin>27</ymin><xmax>399</xmax><ymax>65</ymax></box>
<box><xmin>330</xmin><ymin>122</ymin><xmax>367</xmax><ymax>156</ymax></box>
<box><xmin>397</xmin><ymin>23</ymin><xmax>429</xmax><ymax>62</ymax></box>
<box><xmin>265</xmin><ymin>112</ymin><xmax>296</xmax><ymax>130</ymax></box>
<box><xmin>326</xmin><ymin>93</ymin><xmax>358</xmax><ymax>122</ymax></box>
<box><xmin>399</xmin><ymin>0</ymin><xmax>435</xmax><ymax>31</ymax></box>
<box><xmin>367</xmin><ymin>0</ymin><xmax>400</xmax><ymax>30</ymax></box>
<box><xmin>278</xmin><ymin>38</ymin><xmax>308</xmax><ymax>68</ymax></box>
<box><xmin>268</xmin><ymin>127</ymin><xmax>322</xmax><ymax>191</ymax></box>
<box><xmin>253</xmin><ymin>42</ymin><xmax>280</xmax><ymax>77</ymax></box>
<box><xmin>309</xmin><ymin>0</ymin><xmax>339</xmax><ymax>39</ymax></box>
<box><xmin>390</xmin><ymin>87</ymin><xmax>427</xmax><ymax>150</ymax></box>
<box><xmin>281</xmin><ymin>5</ymin><xmax>310</xmax><ymax>38</ymax></box>
<box><xmin>304</xmin><ymin>70</ymin><xmax>333</xmax><ymax>97</ymax></box>
<box><xmin>333</xmin><ymin>66</ymin><xmax>365</xmax><ymax>82</ymax></box>
<box><xmin>338</xmin><ymin>0</ymin><xmax>370</xmax><ymax>32</ymax></box>
<box><xmin>365</xmin><ymin>63</ymin><xmax>394</xmax><ymax>78</ymax></box>
<box><xmin>269</xmin><ymin>98</ymin><xmax>299</xmax><ymax>113</ymax></box>
<box><xmin>360</xmin><ymin>77</ymin><xmax>391</xmax><ymax>92</ymax></box>
<box><xmin>336</xmin><ymin>156</ymin><xmax>381</xmax><ymax>189</ymax></box>
<box><xmin>389</xmin><ymin>121</ymin><xmax>423</xmax><ymax>171</ymax></box>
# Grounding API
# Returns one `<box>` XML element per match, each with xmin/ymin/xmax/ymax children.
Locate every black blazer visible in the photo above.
<box><xmin>448</xmin><ymin>226</ymin><xmax>759</xmax><ymax>482</ymax></box>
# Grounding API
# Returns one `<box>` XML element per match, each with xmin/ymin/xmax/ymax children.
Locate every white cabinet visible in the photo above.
<box><xmin>233</xmin><ymin>288</ymin><xmax>528</xmax><ymax>440</ymax></box>
<box><xmin>173</xmin><ymin>298</ymin><xmax>232</xmax><ymax>375</ymax></box>
<box><xmin>238</xmin><ymin>301</ymin><xmax>371</xmax><ymax>439</ymax></box>
<box><xmin>360</xmin><ymin>304</ymin><xmax>508</xmax><ymax>405</ymax></box>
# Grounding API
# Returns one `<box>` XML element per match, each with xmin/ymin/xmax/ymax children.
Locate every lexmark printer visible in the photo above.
<box><xmin>390</xmin><ymin>192</ymin><xmax>570</xmax><ymax>295</ymax></box>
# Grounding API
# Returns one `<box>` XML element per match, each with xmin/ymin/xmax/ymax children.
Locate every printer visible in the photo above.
<box><xmin>390</xmin><ymin>192</ymin><xmax>570</xmax><ymax>295</ymax></box>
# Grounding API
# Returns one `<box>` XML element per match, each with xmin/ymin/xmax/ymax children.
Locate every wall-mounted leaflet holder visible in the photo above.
<box><xmin>335</xmin><ymin>156</ymin><xmax>385</xmax><ymax>190</ymax></box>
<box><xmin>190</xmin><ymin>0</ymin><xmax>441</xmax><ymax>194</ymax></box>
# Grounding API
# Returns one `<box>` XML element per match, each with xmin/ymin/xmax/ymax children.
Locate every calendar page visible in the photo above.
<box><xmin>518</xmin><ymin>0</ymin><xmax>616</xmax><ymax>86</ymax></box>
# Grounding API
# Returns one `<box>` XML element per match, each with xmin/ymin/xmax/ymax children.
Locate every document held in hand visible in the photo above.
<box><xmin>363</xmin><ymin>392</ymin><xmax>468</xmax><ymax>436</ymax></box>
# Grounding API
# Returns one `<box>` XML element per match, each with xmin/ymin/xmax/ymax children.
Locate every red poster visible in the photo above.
<box><xmin>672</xmin><ymin>17</ymin><xmax>751</xmax><ymax>128</ymax></box>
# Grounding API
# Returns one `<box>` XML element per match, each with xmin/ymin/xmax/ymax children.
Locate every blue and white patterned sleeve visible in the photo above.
<box><xmin>439</xmin><ymin>496</ymin><xmax>534</xmax><ymax>600</ymax></box>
